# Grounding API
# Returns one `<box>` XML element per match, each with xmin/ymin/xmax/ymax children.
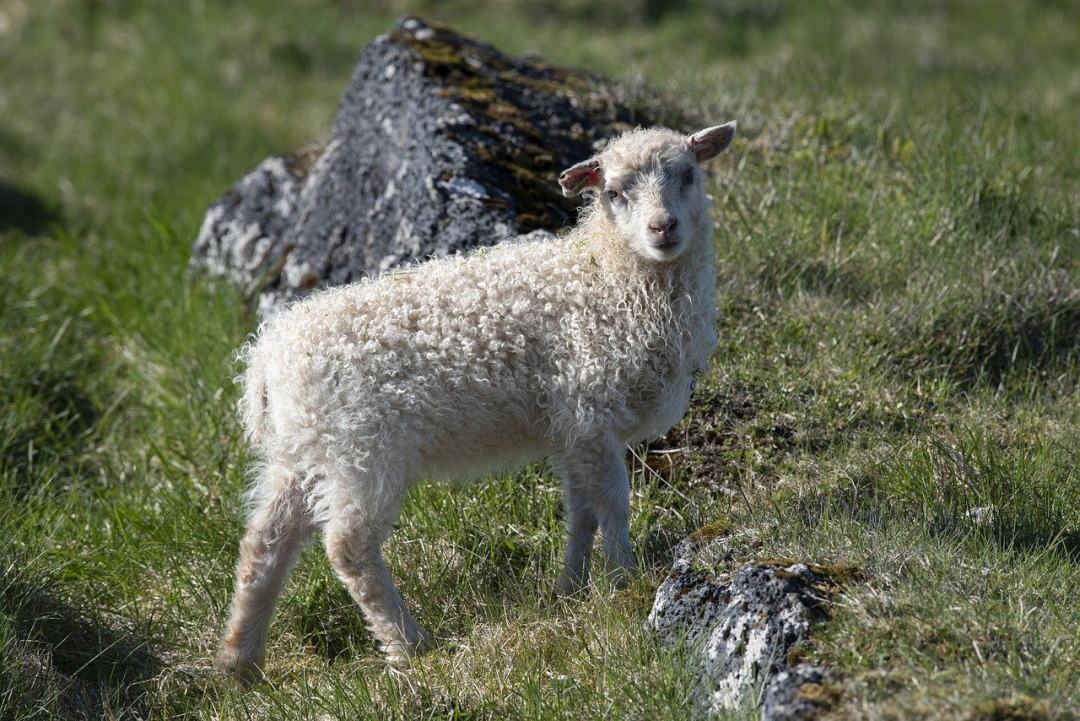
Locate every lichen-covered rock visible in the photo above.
<box><xmin>761</xmin><ymin>666</ymin><xmax>834</xmax><ymax>721</ymax></box>
<box><xmin>190</xmin><ymin>16</ymin><xmax>654</xmax><ymax>315</ymax></box>
<box><xmin>647</xmin><ymin>538</ymin><xmax>842</xmax><ymax>720</ymax></box>
<box><xmin>192</xmin><ymin>148</ymin><xmax>321</xmax><ymax>297</ymax></box>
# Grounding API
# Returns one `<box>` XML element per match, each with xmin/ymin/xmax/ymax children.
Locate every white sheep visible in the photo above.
<box><xmin>217</xmin><ymin>122</ymin><xmax>737</xmax><ymax>680</ymax></box>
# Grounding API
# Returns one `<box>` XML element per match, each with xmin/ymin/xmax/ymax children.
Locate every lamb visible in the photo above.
<box><xmin>216</xmin><ymin>121</ymin><xmax>737</xmax><ymax>680</ymax></box>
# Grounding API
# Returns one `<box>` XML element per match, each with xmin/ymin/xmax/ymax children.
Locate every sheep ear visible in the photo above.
<box><xmin>558</xmin><ymin>158</ymin><xmax>601</xmax><ymax>197</ymax></box>
<box><xmin>688</xmin><ymin>121</ymin><xmax>737</xmax><ymax>162</ymax></box>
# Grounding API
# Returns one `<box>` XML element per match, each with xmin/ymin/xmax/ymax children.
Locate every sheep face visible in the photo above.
<box><xmin>559</xmin><ymin>123</ymin><xmax>736</xmax><ymax>262</ymax></box>
<box><xmin>601</xmin><ymin>148</ymin><xmax>703</xmax><ymax>262</ymax></box>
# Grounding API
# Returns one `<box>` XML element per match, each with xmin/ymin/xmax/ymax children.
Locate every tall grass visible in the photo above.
<box><xmin>1</xmin><ymin>0</ymin><xmax>1078</xmax><ymax>718</ymax></box>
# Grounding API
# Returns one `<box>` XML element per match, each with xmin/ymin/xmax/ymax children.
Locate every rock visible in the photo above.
<box><xmin>761</xmin><ymin>666</ymin><xmax>834</xmax><ymax>721</ymax></box>
<box><xmin>965</xmin><ymin>505</ymin><xmax>997</xmax><ymax>527</ymax></box>
<box><xmin>190</xmin><ymin>16</ymin><xmax>656</xmax><ymax>316</ymax></box>
<box><xmin>192</xmin><ymin>147</ymin><xmax>322</xmax><ymax>298</ymax></box>
<box><xmin>647</xmin><ymin>538</ymin><xmax>847</xmax><ymax>720</ymax></box>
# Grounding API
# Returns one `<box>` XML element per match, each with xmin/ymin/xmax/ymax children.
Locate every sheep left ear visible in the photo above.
<box><xmin>558</xmin><ymin>158</ymin><xmax>601</xmax><ymax>197</ymax></box>
<box><xmin>688</xmin><ymin>121</ymin><xmax>737</xmax><ymax>162</ymax></box>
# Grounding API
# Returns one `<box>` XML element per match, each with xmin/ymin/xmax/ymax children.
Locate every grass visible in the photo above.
<box><xmin>1</xmin><ymin>0</ymin><xmax>1078</xmax><ymax>718</ymax></box>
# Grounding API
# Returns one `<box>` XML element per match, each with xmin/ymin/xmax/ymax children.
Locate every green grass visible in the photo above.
<box><xmin>2</xmin><ymin>0</ymin><xmax>1079</xmax><ymax>718</ymax></box>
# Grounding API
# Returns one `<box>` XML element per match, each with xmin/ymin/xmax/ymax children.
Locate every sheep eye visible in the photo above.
<box><xmin>606</xmin><ymin>189</ymin><xmax>621</xmax><ymax>201</ymax></box>
<box><xmin>681</xmin><ymin>169</ymin><xmax>695</xmax><ymax>187</ymax></box>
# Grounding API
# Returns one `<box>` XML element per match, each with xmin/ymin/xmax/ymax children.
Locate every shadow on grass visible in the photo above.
<box><xmin>507</xmin><ymin>0</ymin><xmax>787</xmax><ymax>31</ymax></box>
<box><xmin>287</xmin><ymin>567</ymin><xmax>372</xmax><ymax>662</ymax></box>
<box><xmin>0</xmin><ymin>181</ymin><xmax>57</xmax><ymax>237</ymax></box>
<box><xmin>885</xmin><ymin>266</ymin><xmax>1080</xmax><ymax>389</ymax></box>
<box><xmin>755</xmin><ymin>249</ymin><xmax>877</xmax><ymax>302</ymax></box>
<box><xmin>0</xmin><ymin>363</ymin><xmax>102</xmax><ymax>494</ymax></box>
<box><xmin>802</xmin><ymin>435</ymin><xmax>1080</xmax><ymax>563</ymax></box>
<box><xmin>0</xmin><ymin>569</ymin><xmax>164</xmax><ymax>719</ymax></box>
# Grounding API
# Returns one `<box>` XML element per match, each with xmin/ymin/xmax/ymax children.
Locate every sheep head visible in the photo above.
<box><xmin>558</xmin><ymin>122</ymin><xmax>736</xmax><ymax>262</ymax></box>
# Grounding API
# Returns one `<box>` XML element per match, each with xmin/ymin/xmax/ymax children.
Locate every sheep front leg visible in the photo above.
<box><xmin>556</xmin><ymin>485</ymin><xmax>599</xmax><ymax>595</ymax></box>
<box><xmin>555</xmin><ymin>439</ymin><xmax>636</xmax><ymax>591</ymax></box>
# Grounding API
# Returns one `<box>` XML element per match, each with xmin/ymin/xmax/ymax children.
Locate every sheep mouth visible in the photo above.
<box><xmin>650</xmin><ymin>236</ymin><xmax>681</xmax><ymax>250</ymax></box>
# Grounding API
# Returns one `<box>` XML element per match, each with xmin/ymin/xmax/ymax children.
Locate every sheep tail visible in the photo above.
<box><xmin>237</xmin><ymin>341</ymin><xmax>272</xmax><ymax>449</ymax></box>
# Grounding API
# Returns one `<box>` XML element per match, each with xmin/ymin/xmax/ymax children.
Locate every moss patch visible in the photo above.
<box><xmin>754</xmin><ymin>557</ymin><xmax>866</xmax><ymax>591</ymax></box>
<box><xmin>796</xmin><ymin>681</ymin><xmax>842</xmax><ymax>708</ymax></box>
<box><xmin>688</xmin><ymin>518</ymin><xmax>735</xmax><ymax>544</ymax></box>
<box><xmin>969</xmin><ymin>696</ymin><xmax>1063</xmax><ymax>721</ymax></box>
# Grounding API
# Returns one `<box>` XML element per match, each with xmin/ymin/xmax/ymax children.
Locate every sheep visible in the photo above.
<box><xmin>216</xmin><ymin>121</ymin><xmax>737</xmax><ymax>680</ymax></box>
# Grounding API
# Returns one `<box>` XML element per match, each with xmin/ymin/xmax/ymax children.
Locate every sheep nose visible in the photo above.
<box><xmin>649</xmin><ymin>216</ymin><xmax>677</xmax><ymax>234</ymax></box>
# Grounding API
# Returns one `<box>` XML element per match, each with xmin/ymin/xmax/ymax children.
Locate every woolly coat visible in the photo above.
<box><xmin>240</xmin><ymin>209</ymin><xmax>717</xmax><ymax>512</ymax></box>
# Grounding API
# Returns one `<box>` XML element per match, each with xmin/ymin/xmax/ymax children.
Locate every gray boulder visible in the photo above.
<box><xmin>647</xmin><ymin>536</ymin><xmax>849</xmax><ymax>720</ymax></box>
<box><xmin>191</xmin><ymin>148</ymin><xmax>322</xmax><ymax>299</ymax></box>
<box><xmin>191</xmin><ymin>16</ymin><xmax>656</xmax><ymax>316</ymax></box>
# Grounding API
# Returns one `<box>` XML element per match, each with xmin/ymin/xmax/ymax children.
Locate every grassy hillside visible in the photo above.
<box><xmin>1</xmin><ymin>1</ymin><xmax>1078</xmax><ymax>718</ymax></box>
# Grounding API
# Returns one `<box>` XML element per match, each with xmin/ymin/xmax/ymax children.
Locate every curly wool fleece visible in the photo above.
<box><xmin>218</xmin><ymin>124</ymin><xmax>733</xmax><ymax>679</ymax></box>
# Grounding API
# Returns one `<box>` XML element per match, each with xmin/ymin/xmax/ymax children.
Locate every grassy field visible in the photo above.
<box><xmin>2</xmin><ymin>0</ymin><xmax>1079</xmax><ymax>718</ymax></box>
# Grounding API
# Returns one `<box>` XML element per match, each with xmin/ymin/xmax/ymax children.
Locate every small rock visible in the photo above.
<box><xmin>647</xmin><ymin>537</ymin><xmax>842</xmax><ymax>720</ymax></box>
<box><xmin>965</xmin><ymin>505</ymin><xmax>997</xmax><ymax>526</ymax></box>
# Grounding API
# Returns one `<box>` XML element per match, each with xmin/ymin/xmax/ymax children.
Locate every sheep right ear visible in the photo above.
<box><xmin>558</xmin><ymin>158</ymin><xmax>601</xmax><ymax>197</ymax></box>
<box><xmin>688</xmin><ymin>121</ymin><xmax>737</xmax><ymax>162</ymax></box>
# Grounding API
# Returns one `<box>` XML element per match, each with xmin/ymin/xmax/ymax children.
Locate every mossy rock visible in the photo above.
<box><xmin>755</xmin><ymin>557</ymin><xmax>866</xmax><ymax>586</ymax></box>
<box><xmin>688</xmin><ymin>518</ymin><xmax>735</xmax><ymax>544</ymax></box>
<box><xmin>192</xmin><ymin>16</ymin><xmax>662</xmax><ymax>316</ymax></box>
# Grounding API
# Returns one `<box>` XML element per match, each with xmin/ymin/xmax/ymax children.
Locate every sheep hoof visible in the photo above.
<box><xmin>555</xmin><ymin>576</ymin><xmax>588</xmax><ymax>599</ymax></box>
<box><xmin>606</xmin><ymin>566</ymin><xmax>636</xmax><ymax>590</ymax></box>
<box><xmin>382</xmin><ymin>632</ymin><xmax>431</xmax><ymax>668</ymax></box>
<box><xmin>215</xmin><ymin>649</ymin><xmax>264</xmax><ymax>688</ymax></box>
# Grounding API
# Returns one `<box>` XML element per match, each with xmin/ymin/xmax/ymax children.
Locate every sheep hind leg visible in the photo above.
<box><xmin>323</xmin><ymin>495</ymin><xmax>428</xmax><ymax>667</ymax></box>
<box><xmin>217</xmin><ymin>463</ymin><xmax>313</xmax><ymax>685</ymax></box>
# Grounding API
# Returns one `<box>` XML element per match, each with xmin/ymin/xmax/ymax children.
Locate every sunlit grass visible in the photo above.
<box><xmin>1</xmin><ymin>0</ymin><xmax>1078</xmax><ymax>718</ymax></box>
